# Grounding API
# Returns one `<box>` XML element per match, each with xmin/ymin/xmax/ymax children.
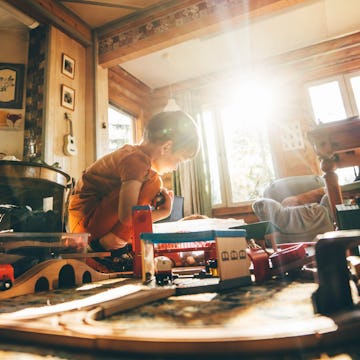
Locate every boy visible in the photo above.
<box><xmin>68</xmin><ymin>111</ymin><xmax>200</xmax><ymax>272</ymax></box>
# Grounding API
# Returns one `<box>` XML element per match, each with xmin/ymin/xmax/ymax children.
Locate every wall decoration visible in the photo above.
<box><xmin>0</xmin><ymin>63</ymin><xmax>25</xmax><ymax>108</ymax></box>
<box><xmin>61</xmin><ymin>84</ymin><xmax>75</xmax><ymax>110</ymax></box>
<box><xmin>280</xmin><ymin>121</ymin><xmax>305</xmax><ymax>151</ymax></box>
<box><xmin>61</xmin><ymin>53</ymin><xmax>75</xmax><ymax>79</ymax></box>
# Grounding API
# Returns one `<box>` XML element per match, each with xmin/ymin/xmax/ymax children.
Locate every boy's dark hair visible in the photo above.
<box><xmin>144</xmin><ymin>111</ymin><xmax>200</xmax><ymax>158</ymax></box>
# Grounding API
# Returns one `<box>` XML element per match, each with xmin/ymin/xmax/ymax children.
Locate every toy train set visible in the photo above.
<box><xmin>0</xmin><ymin>206</ymin><xmax>357</xmax><ymax>306</ymax></box>
<box><xmin>0</xmin><ymin>207</ymin><xmax>318</xmax><ymax>296</ymax></box>
<box><xmin>0</xmin><ymin>205</ymin><xmax>359</xmax><ymax>358</ymax></box>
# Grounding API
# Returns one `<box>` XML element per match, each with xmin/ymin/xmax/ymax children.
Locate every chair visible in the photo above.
<box><xmin>252</xmin><ymin>175</ymin><xmax>334</xmax><ymax>243</ymax></box>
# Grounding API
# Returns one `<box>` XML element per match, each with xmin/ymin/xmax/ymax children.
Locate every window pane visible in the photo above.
<box><xmin>108</xmin><ymin>106</ymin><xmax>133</xmax><ymax>152</ymax></box>
<box><xmin>350</xmin><ymin>75</ymin><xmax>360</xmax><ymax>115</ymax></box>
<box><xmin>201</xmin><ymin>111</ymin><xmax>222</xmax><ymax>206</ymax></box>
<box><xmin>220</xmin><ymin>106</ymin><xmax>275</xmax><ymax>203</ymax></box>
<box><xmin>337</xmin><ymin>167</ymin><xmax>357</xmax><ymax>185</ymax></box>
<box><xmin>308</xmin><ymin>81</ymin><xmax>347</xmax><ymax>123</ymax></box>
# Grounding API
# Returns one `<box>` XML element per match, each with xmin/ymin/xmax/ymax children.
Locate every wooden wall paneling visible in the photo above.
<box><xmin>95</xmin><ymin>63</ymin><xmax>109</xmax><ymax>160</ymax></box>
<box><xmin>108</xmin><ymin>66</ymin><xmax>152</xmax><ymax>117</ymax></box>
<box><xmin>45</xmin><ymin>26</ymin><xmax>86</xmax><ymax>181</ymax></box>
<box><xmin>84</xmin><ymin>45</ymin><xmax>96</xmax><ymax>168</ymax></box>
<box><xmin>108</xmin><ymin>66</ymin><xmax>153</xmax><ymax>146</ymax></box>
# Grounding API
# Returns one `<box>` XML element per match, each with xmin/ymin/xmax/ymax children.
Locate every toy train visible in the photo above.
<box><xmin>0</xmin><ymin>264</ymin><xmax>14</xmax><ymax>290</ymax></box>
<box><xmin>154</xmin><ymin>256</ymin><xmax>174</xmax><ymax>285</ymax></box>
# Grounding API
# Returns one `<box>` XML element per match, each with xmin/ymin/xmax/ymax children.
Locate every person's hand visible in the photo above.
<box><xmin>151</xmin><ymin>188</ymin><xmax>173</xmax><ymax>221</ymax></box>
<box><xmin>157</xmin><ymin>188</ymin><xmax>173</xmax><ymax>212</ymax></box>
<box><xmin>281</xmin><ymin>196</ymin><xmax>301</xmax><ymax>207</ymax></box>
<box><xmin>99</xmin><ymin>232</ymin><xmax>128</xmax><ymax>250</ymax></box>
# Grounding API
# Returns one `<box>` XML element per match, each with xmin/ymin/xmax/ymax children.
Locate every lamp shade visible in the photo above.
<box><xmin>163</xmin><ymin>98</ymin><xmax>181</xmax><ymax>112</ymax></box>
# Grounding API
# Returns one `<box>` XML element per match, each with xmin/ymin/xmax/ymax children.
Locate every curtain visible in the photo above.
<box><xmin>172</xmin><ymin>89</ymin><xmax>212</xmax><ymax>217</ymax></box>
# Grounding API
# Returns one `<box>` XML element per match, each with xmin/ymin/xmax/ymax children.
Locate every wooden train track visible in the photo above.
<box><xmin>0</xmin><ymin>258</ymin><xmax>118</xmax><ymax>300</ymax></box>
<box><xmin>0</xmin><ymin>230</ymin><xmax>358</xmax><ymax>356</ymax></box>
<box><xmin>0</xmin><ymin>278</ymin><xmax>359</xmax><ymax>356</ymax></box>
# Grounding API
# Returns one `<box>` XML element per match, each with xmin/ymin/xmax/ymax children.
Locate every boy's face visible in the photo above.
<box><xmin>153</xmin><ymin>141</ymin><xmax>187</xmax><ymax>175</ymax></box>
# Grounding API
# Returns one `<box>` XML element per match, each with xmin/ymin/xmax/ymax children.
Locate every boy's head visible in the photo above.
<box><xmin>144</xmin><ymin>111</ymin><xmax>200</xmax><ymax>160</ymax></box>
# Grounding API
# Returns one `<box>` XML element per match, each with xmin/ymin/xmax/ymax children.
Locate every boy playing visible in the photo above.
<box><xmin>68</xmin><ymin>111</ymin><xmax>200</xmax><ymax>272</ymax></box>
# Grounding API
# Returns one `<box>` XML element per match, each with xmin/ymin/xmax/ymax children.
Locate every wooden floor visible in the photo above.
<box><xmin>0</xmin><ymin>273</ymin><xmax>359</xmax><ymax>359</ymax></box>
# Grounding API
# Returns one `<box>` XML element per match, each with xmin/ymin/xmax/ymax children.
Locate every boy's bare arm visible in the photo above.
<box><xmin>118</xmin><ymin>180</ymin><xmax>143</xmax><ymax>224</ymax></box>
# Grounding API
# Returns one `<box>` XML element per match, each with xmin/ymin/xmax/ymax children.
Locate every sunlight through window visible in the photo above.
<box><xmin>108</xmin><ymin>106</ymin><xmax>134</xmax><ymax>153</ymax></box>
<box><xmin>200</xmin><ymin>79</ymin><xmax>275</xmax><ymax>206</ymax></box>
<box><xmin>308</xmin><ymin>81</ymin><xmax>347</xmax><ymax>123</ymax></box>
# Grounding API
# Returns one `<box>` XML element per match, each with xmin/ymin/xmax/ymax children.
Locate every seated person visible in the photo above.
<box><xmin>68</xmin><ymin>111</ymin><xmax>200</xmax><ymax>272</ymax></box>
<box><xmin>252</xmin><ymin>187</ymin><xmax>335</xmax><ymax>243</ymax></box>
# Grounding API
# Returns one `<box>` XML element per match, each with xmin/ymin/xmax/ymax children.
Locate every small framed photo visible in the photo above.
<box><xmin>61</xmin><ymin>84</ymin><xmax>75</xmax><ymax>110</ymax></box>
<box><xmin>61</xmin><ymin>53</ymin><xmax>75</xmax><ymax>79</ymax></box>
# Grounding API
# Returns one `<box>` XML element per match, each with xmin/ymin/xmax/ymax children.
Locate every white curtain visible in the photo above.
<box><xmin>172</xmin><ymin>89</ymin><xmax>212</xmax><ymax>217</ymax></box>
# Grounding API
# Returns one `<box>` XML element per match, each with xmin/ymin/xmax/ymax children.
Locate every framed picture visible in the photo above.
<box><xmin>61</xmin><ymin>53</ymin><xmax>75</xmax><ymax>79</ymax></box>
<box><xmin>61</xmin><ymin>84</ymin><xmax>75</xmax><ymax>110</ymax></box>
<box><xmin>0</xmin><ymin>63</ymin><xmax>25</xmax><ymax>108</ymax></box>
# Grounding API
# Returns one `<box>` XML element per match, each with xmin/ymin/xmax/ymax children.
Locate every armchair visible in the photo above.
<box><xmin>252</xmin><ymin>175</ymin><xmax>334</xmax><ymax>243</ymax></box>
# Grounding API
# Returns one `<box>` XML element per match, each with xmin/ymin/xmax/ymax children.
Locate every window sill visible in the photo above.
<box><xmin>212</xmin><ymin>202</ymin><xmax>259</xmax><ymax>224</ymax></box>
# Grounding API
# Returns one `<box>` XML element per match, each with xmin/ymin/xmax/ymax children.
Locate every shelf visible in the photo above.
<box><xmin>0</xmin><ymin>126</ymin><xmax>22</xmax><ymax>131</ymax></box>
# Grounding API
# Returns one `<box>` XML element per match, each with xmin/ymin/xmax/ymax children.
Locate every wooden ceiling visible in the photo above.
<box><xmin>58</xmin><ymin>0</ymin><xmax>173</xmax><ymax>30</ymax></box>
<box><xmin>6</xmin><ymin>0</ymin><xmax>320</xmax><ymax>88</ymax></box>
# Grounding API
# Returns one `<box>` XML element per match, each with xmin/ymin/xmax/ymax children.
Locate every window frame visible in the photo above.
<box><xmin>305</xmin><ymin>72</ymin><xmax>360</xmax><ymax>124</ymax></box>
<box><xmin>305</xmin><ymin>70</ymin><xmax>360</xmax><ymax>185</ymax></box>
<box><xmin>200</xmin><ymin>104</ymin><xmax>275</xmax><ymax>208</ymax></box>
<box><xmin>106</xmin><ymin>104</ymin><xmax>135</xmax><ymax>154</ymax></box>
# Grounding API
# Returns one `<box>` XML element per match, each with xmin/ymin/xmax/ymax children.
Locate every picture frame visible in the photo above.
<box><xmin>61</xmin><ymin>53</ymin><xmax>75</xmax><ymax>79</ymax></box>
<box><xmin>0</xmin><ymin>63</ymin><xmax>25</xmax><ymax>109</ymax></box>
<box><xmin>61</xmin><ymin>84</ymin><xmax>75</xmax><ymax>110</ymax></box>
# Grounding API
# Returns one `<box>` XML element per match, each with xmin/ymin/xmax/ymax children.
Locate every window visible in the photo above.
<box><xmin>200</xmin><ymin>105</ymin><xmax>275</xmax><ymax>207</ymax></box>
<box><xmin>307</xmin><ymin>80</ymin><xmax>348</xmax><ymax>123</ymax></box>
<box><xmin>107</xmin><ymin>105</ymin><xmax>134</xmax><ymax>153</ymax></box>
<box><xmin>306</xmin><ymin>72</ymin><xmax>360</xmax><ymax>184</ymax></box>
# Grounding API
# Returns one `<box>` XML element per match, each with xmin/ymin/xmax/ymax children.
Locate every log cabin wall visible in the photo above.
<box><xmin>5</xmin><ymin>0</ymin><xmax>360</xmax><ymax>222</ymax></box>
<box><xmin>108</xmin><ymin>66</ymin><xmax>152</xmax><ymax>143</ymax></box>
<box><xmin>149</xmin><ymin>30</ymin><xmax>360</xmax><ymax>222</ymax></box>
<box><xmin>44</xmin><ymin>26</ymin><xmax>87</xmax><ymax>181</ymax></box>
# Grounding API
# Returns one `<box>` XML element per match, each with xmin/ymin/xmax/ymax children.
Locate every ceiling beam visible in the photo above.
<box><xmin>60</xmin><ymin>0</ymin><xmax>142</xmax><ymax>11</ymax></box>
<box><xmin>7</xmin><ymin>0</ymin><xmax>93</xmax><ymax>46</ymax></box>
<box><xmin>98</xmin><ymin>0</ymin><xmax>311</xmax><ymax>68</ymax></box>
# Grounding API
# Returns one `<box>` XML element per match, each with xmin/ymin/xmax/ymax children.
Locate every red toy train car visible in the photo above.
<box><xmin>0</xmin><ymin>264</ymin><xmax>14</xmax><ymax>290</ymax></box>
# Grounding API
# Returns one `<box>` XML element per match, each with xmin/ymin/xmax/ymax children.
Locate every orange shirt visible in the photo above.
<box><xmin>68</xmin><ymin>145</ymin><xmax>162</xmax><ymax>234</ymax></box>
<box><xmin>74</xmin><ymin>144</ymin><xmax>152</xmax><ymax>201</ymax></box>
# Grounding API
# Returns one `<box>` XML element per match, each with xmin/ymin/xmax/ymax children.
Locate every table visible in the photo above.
<box><xmin>0</xmin><ymin>160</ymin><xmax>71</xmax><ymax>224</ymax></box>
<box><xmin>307</xmin><ymin>117</ymin><xmax>360</xmax><ymax>221</ymax></box>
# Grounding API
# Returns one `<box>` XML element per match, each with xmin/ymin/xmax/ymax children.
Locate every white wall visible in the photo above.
<box><xmin>0</xmin><ymin>27</ymin><xmax>29</xmax><ymax>159</ymax></box>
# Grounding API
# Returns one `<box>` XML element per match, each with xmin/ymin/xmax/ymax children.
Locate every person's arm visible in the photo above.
<box><xmin>118</xmin><ymin>180</ymin><xmax>143</xmax><ymax>225</ymax></box>
<box><xmin>281</xmin><ymin>187</ymin><xmax>326</xmax><ymax>207</ymax></box>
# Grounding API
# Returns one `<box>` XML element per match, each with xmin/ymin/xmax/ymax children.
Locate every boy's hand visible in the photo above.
<box><xmin>99</xmin><ymin>232</ymin><xmax>128</xmax><ymax>250</ymax></box>
<box><xmin>151</xmin><ymin>188</ymin><xmax>173</xmax><ymax>221</ymax></box>
<box><xmin>154</xmin><ymin>189</ymin><xmax>173</xmax><ymax>209</ymax></box>
<box><xmin>157</xmin><ymin>188</ymin><xmax>173</xmax><ymax>210</ymax></box>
